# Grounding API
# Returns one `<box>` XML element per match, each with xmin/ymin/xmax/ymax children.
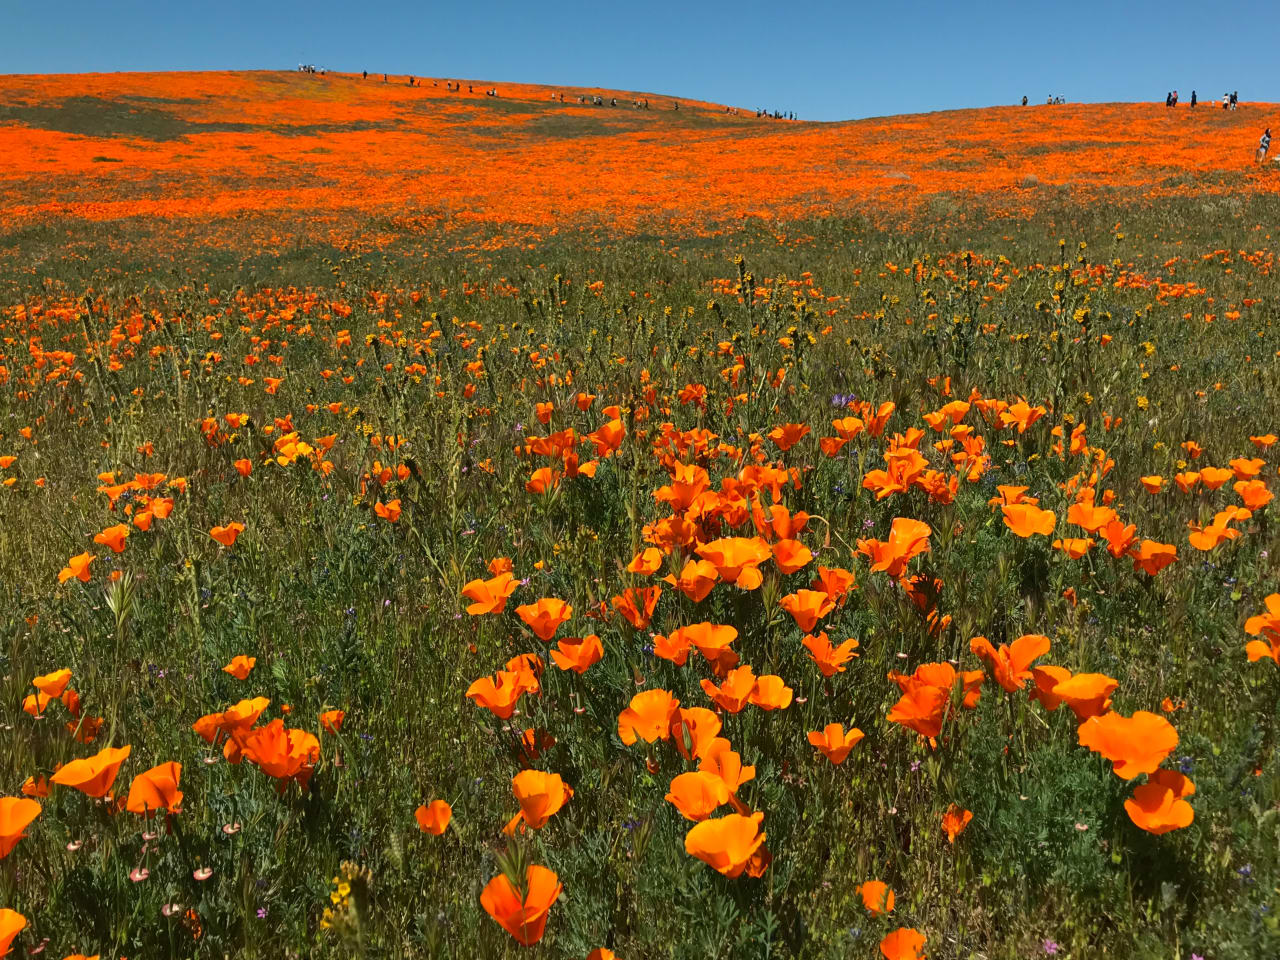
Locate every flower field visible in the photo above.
<box><xmin>1</xmin><ymin>70</ymin><xmax>1280</xmax><ymax>959</ymax></box>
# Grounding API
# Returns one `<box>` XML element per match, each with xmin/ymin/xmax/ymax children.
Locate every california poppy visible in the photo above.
<box><xmin>968</xmin><ymin>634</ymin><xmax>1049</xmax><ymax>692</ymax></box>
<box><xmin>670</xmin><ymin>707</ymin><xmax>723</xmax><ymax>761</ymax></box>
<box><xmin>626</xmin><ymin>547</ymin><xmax>663</xmax><ymax>575</ymax></box>
<box><xmin>319</xmin><ymin>709</ymin><xmax>345</xmax><ymax>734</ymax></box>
<box><xmin>749</xmin><ymin>674</ymin><xmax>793</xmax><ymax>711</ymax></box>
<box><xmin>480</xmin><ymin>864</ymin><xmax>562</xmax><ymax>945</ymax></box>
<box><xmin>666</xmin><ymin>770</ymin><xmax>730</xmax><ymax>821</ymax></box>
<box><xmin>415</xmin><ymin>799</ymin><xmax>452</xmax><ymax>835</ymax></box>
<box><xmin>462</xmin><ymin>572</ymin><xmax>518</xmax><ymax>615</ymax></box>
<box><xmin>0</xmin><ymin>797</ymin><xmax>40</xmax><ymax>858</ymax></box>
<box><xmin>508</xmin><ymin>770</ymin><xmax>573</xmax><ymax>831</ymax></box>
<box><xmin>662</xmin><ymin>558</ymin><xmax>719</xmax><ymax>602</ymax></box>
<box><xmin>1245</xmin><ymin>593</ymin><xmax>1280</xmax><ymax>663</ymax></box>
<box><xmin>210</xmin><ymin>522</ymin><xmax>245</xmax><ymax>547</ymax></box>
<box><xmin>807</xmin><ymin>723</ymin><xmax>865</xmax><ymax>765</ymax></box>
<box><xmin>222</xmin><ymin>655</ymin><xmax>256</xmax><ymax>680</ymax></box>
<box><xmin>941</xmin><ymin>803</ymin><xmax>972</xmax><ymax>843</ymax></box>
<box><xmin>93</xmin><ymin>523</ymin><xmax>130</xmax><ymax>554</ymax></box>
<box><xmin>50</xmin><ymin>744</ymin><xmax>131</xmax><ymax>798</ymax></box>
<box><xmin>701</xmin><ymin>665</ymin><xmax>758</xmax><ymax>714</ymax></box>
<box><xmin>780</xmin><ymin>590</ymin><xmax>835</xmax><ymax>633</ymax></box>
<box><xmin>671</xmin><ymin>622</ymin><xmax>738</xmax><ymax>664</ymax></box>
<box><xmin>698</xmin><ymin>737</ymin><xmax>756</xmax><ymax>797</ymax></box>
<box><xmin>684</xmin><ymin>811</ymin><xmax>766</xmax><ymax>877</ymax></box>
<box><xmin>516</xmin><ymin>598</ymin><xmax>573</xmax><ymax>641</ymax></box>
<box><xmin>696</xmin><ymin>537</ymin><xmax>772</xmax><ymax>590</ymax></box>
<box><xmin>374</xmin><ymin>499</ymin><xmax>402</xmax><ymax>522</ymax></box>
<box><xmin>467</xmin><ymin>670</ymin><xmax>536</xmax><ymax>720</ymax></box>
<box><xmin>0</xmin><ymin>910</ymin><xmax>26</xmax><ymax>957</ymax></box>
<box><xmin>1051</xmin><ymin>672</ymin><xmax>1118</xmax><ymax>720</ymax></box>
<box><xmin>1124</xmin><ymin>769</ymin><xmax>1195</xmax><ymax>834</ymax></box>
<box><xmin>58</xmin><ymin>551</ymin><xmax>94</xmax><ymax>584</ymax></box>
<box><xmin>857</xmin><ymin>518</ymin><xmax>931</xmax><ymax>579</ymax></box>
<box><xmin>32</xmin><ymin>669</ymin><xmax>71</xmax><ymax>698</ymax></box>
<box><xmin>1078</xmin><ymin>710</ymin><xmax>1178</xmax><ymax>779</ymax></box>
<box><xmin>125</xmin><ymin>761</ymin><xmax>183</xmax><ymax>815</ymax></box>
<box><xmin>857</xmin><ymin>879</ymin><xmax>894</xmax><ymax>916</ymax></box>
<box><xmin>1002</xmin><ymin>503</ymin><xmax>1056</xmax><ymax>538</ymax></box>
<box><xmin>879</xmin><ymin>927</ymin><xmax>927</xmax><ymax>960</ymax></box>
<box><xmin>771</xmin><ymin>538</ymin><xmax>813</xmax><ymax>574</ymax></box>
<box><xmin>617</xmin><ymin>689</ymin><xmax>680</xmax><ymax>745</ymax></box>
<box><xmin>1131</xmin><ymin>540</ymin><xmax>1178</xmax><ymax>576</ymax></box>
<box><xmin>550</xmin><ymin>635</ymin><xmax>603</xmax><ymax>673</ymax></box>
<box><xmin>240</xmin><ymin>719</ymin><xmax>320</xmax><ymax>789</ymax></box>
<box><xmin>611</xmin><ymin>587</ymin><xmax>660</xmax><ymax>630</ymax></box>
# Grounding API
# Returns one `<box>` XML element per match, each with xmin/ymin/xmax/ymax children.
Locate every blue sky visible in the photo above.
<box><xmin>5</xmin><ymin>0</ymin><xmax>1274</xmax><ymax>121</ymax></box>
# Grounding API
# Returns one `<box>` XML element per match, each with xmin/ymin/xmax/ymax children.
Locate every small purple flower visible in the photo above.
<box><xmin>1042</xmin><ymin>940</ymin><xmax>1060</xmax><ymax>956</ymax></box>
<box><xmin>257</xmin><ymin>907</ymin><xmax>267</xmax><ymax>919</ymax></box>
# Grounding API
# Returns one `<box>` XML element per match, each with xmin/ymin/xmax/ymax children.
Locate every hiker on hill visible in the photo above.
<box><xmin>1231</xmin><ymin>91</ymin><xmax>1239</xmax><ymax>110</ymax></box>
<box><xmin>1258</xmin><ymin>128</ymin><xmax>1272</xmax><ymax>163</ymax></box>
<box><xmin>1223</xmin><ymin>93</ymin><xmax>1230</xmax><ymax>109</ymax></box>
<box><xmin>1190</xmin><ymin>90</ymin><xmax>1197</xmax><ymax>107</ymax></box>
<box><xmin>1022</xmin><ymin>95</ymin><xmax>1028</xmax><ymax>106</ymax></box>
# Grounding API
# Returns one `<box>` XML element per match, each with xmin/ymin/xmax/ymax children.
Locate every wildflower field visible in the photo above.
<box><xmin>2</xmin><ymin>70</ymin><xmax>1280</xmax><ymax>959</ymax></box>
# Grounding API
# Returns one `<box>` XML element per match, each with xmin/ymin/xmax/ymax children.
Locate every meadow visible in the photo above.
<box><xmin>1</xmin><ymin>71</ymin><xmax>1279</xmax><ymax>959</ymax></box>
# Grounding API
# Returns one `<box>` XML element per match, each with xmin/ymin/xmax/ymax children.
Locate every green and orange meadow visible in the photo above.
<box><xmin>1</xmin><ymin>70</ymin><xmax>1280</xmax><ymax>959</ymax></box>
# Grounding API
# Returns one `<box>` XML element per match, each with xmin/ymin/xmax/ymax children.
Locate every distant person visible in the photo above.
<box><xmin>1190</xmin><ymin>90</ymin><xmax>1196</xmax><ymax>107</ymax></box>
<box><xmin>1231</xmin><ymin>91</ymin><xmax>1239</xmax><ymax>110</ymax></box>
<box><xmin>1022</xmin><ymin>95</ymin><xmax>1028</xmax><ymax>106</ymax></box>
<box><xmin>1173</xmin><ymin>89</ymin><xmax>1178</xmax><ymax>105</ymax></box>
<box><xmin>1223</xmin><ymin>93</ymin><xmax>1230</xmax><ymax>109</ymax></box>
<box><xmin>1258</xmin><ymin>128</ymin><xmax>1272</xmax><ymax>163</ymax></box>
<box><xmin>1165</xmin><ymin>92</ymin><xmax>1172</xmax><ymax>107</ymax></box>
<box><xmin>362</xmin><ymin>70</ymin><xmax>367</xmax><ymax>80</ymax></box>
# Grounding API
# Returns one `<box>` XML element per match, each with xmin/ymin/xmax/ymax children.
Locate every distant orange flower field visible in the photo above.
<box><xmin>1</xmin><ymin>70</ymin><xmax>1276</xmax><ymax>237</ymax></box>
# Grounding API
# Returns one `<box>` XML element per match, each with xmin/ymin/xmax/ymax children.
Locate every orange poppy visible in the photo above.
<box><xmin>617</xmin><ymin>689</ymin><xmax>680</xmax><ymax>745</ymax></box>
<box><xmin>832</xmin><ymin>415</ymin><xmax>865</xmax><ymax>440</ymax></box>
<box><xmin>507</xmin><ymin>770</ymin><xmax>573</xmax><ymax>832</ymax></box>
<box><xmin>1246</xmin><ymin>593</ymin><xmax>1280</xmax><ymax>663</ymax></box>
<box><xmin>1002</xmin><ymin>503</ymin><xmax>1056</xmax><ymax>538</ymax></box>
<box><xmin>480</xmin><ymin>864</ymin><xmax>562</xmax><ymax>946</ymax></box>
<box><xmin>968</xmin><ymin>634</ymin><xmax>1049</xmax><ymax>692</ymax></box>
<box><xmin>1124</xmin><ymin>769</ymin><xmax>1195</xmax><ymax>834</ymax></box>
<box><xmin>941</xmin><ymin>803</ymin><xmax>972</xmax><ymax>843</ymax></box>
<box><xmin>1050</xmin><ymin>672</ymin><xmax>1118</xmax><ymax>720</ymax></box>
<box><xmin>1230</xmin><ymin>456</ymin><xmax>1265</xmax><ymax>480</ymax></box>
<box><xmin>222</xmin><ymin>655</ymin><xmax>256</xmax><ymax>679</ymax></box>
<box><xmin>879</xmin><ymin>927</ymin><xmax>927</xmax><ymax>960</ymax></box>
<box><xmin>1139</xmin><ymin>475</ymin><xmax>1165</xmax><ymax>494</ymax></box>
<box><xmin>32</xmin><ymin>669</ymin><xmax>72</xmax><ymax>698</ymax></box>
<box><xmin>374</xmin><ymin>499</ymin><xmax>401</xmax><ymax>522</ymax></box>
<box><xmin>857</xmin><ymin>517</ymin><xmax>932</xmax><ymax>579</ymax></box>
<box><xmin>93</xmin><ymin>523</ymin><xmax>130</xmax><ymax>554</ymax></box>
<box><xmin>626</xmin><ymin>547</ymin><xmax>664</xmax><ymax>575</ymax></box>
<box><xmin>50</xmin><ymin>744</ymin><xmax>131</xmax><ymax>798</ymax></box>
<box><xmin>767</xmin><ymin>423</ymin><xmax>810</xmax><ymax>451</ymax></box>
<box><xmin>670</xmin><ymin>707</ymin><xmax>723</xmax><ymax>761</ymax></box>
<box><xmin>696</xmin><ymin>537</ymin><xmax>772</xmax><ymax>590</ymax></box>
<box><xmin>612</xmin><ymin>587</ymin><xmax>660</xmax><ymax>630</ymax></box>
<box><xmin>516</xmin><ymin>598</ymin><xmax>573</xmax><ymax>641</ymax></box>
<box><xmin>1077</xmin><ymin>710</ymin><xmax>1178</xmax><ymax>779</ymax></box>
<box><xmin>698</xmin><ymin>737</ymin><xmax>756</xmax><ymax>797</ymax></box>
<box><xmin>857</xmin><ymin>879</ymin><xmax>894</xmax><ymax>916</ymax></box>
<box><xmin>233</xmin><ymin>458</ymin><xmax>253</xmax><ymax>477</ymax></box>
<box><xmin>684</xmin><ymin>811</ymin><xmax>766</xmax><ymax>877</ymax></box>
<box><xmin>1235</xmin><ymin>478</ymin><xmax>1273</xmax><ymax>510</ymax></box>
<box><xmin>998</xmin><ymin>399</ymin><xmax>1046</xmax><ymax>433</ymax></box>
<box><xmin>807</xmin><ymin>723</ymin><xmax>865</xmax><ymax>765</ymax></box>
<box><xmin>550</xmin><ymin>635</ymin><xmax>604</xmax><ymax>674</ymax></box>
<box><xmin>414</xmin><ymin>799</ymin><xmax>452</xmax><ymax>835</ymax></box>
<box><xmin>125</xmin><ymin>761</ymin><xmax>183</xmax><ymax>815</ymax></box>
<box><xmin>319</xmin><ymin>709</ymin><xmax>345</xmax><ymax>734</ymax></box>
<box><xmin>210</xmin><ymin>522</ymin><xmax>245</xmax><ymax>547</ymax></box>
<box><xmin>240</xmin><ymin>719</ymin><xmax>321</xmax><ymax>789</ymax></box>
<box><xmin>1131</xmin><ymin>540</ymin><xmax>1178</xmax><ymax>576</ymax></box>
<box><xmin>58</xmin><ymin>551</ymin><xmax>94</xmax><ymax>584</ymax></box>
<box><xmin>525</xmin><ymin>466</ymin><xmax>561</xmax><ymax>494</ymax></box>
<box><xmin>662</xmin><ymin>558</ymin><xmax>720</xmax><ymax>602</ymax></box>
<box><xmin>701</xmin><ymin>665</ymin><xmax>758</xmax><ymax>714</ymax></box>
<box><xmin>0</xmin><ymin>797</ymin><xmax>41</xmax><ymax>858</ymax></box>
<box><xmin>666</xmin><ymin>771</ymin><xmax>730</xmax><ymax>821</ymax></box>
<box><xmin>0</xmin><ymin>910</ymin><xmax>26</xmax><ymax>957</ymax></box>
<box><xmin>810</xmin><ymin>566</ymin><xmax>857</xmax><ymax>603</ymax></box>
<box><xmin>748</xmin><ymin>674</ymin><xmax>793</xmax><ymax>711</ymax></box>
<box><xmin>462</xmin><ymin>572</ymin><xmax>519</xmax><ymax>615</ymax></box>
<box><xmin>671</xmin><ymin>622</ymin><xmax>738</xmax><ymax>664</ymax></box>
<box><xmin>780</xmin><ymin>590</ymin><xmax>835</xmax><ymax>633</ymax></box>
<box><xmin>801</xmin><ymin>632</ymin><xmax>860</xmax><ymax>677</ymax></box>
<box><xmin>1174</xmin><ymin>470</ymin><xmax>1201</xmax><ymax>493</ymax></box>
<box><xmin>1052</xmin><ymin>537</ymin><xmax>1095</xmax><ymax>558</ymax></box>
<box><xmin>466</xmin><ymin>670</ymin><xmax>537</xmax><ymax>720</ymax></box>
<box><xmin>1199</xmin><ymin>465</ymin><xmax>1234</xmax><ymax>489</ymax></box>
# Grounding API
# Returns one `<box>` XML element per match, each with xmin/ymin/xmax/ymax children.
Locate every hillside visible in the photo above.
<box><xmin>1</xmin><ymin>70</ymin><xmax>1277</xmax><ymax>238</ymax></box>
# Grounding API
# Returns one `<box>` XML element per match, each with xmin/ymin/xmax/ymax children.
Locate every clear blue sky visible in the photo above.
<box><xmin>5</xmin><ymin>0</ymin><xmax>1274</xmax><ymax>121</ymax></box>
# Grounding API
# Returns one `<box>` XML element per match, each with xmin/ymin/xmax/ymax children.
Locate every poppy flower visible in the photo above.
<box><xmin>414</xmin><ymin>799</ymin><xmax>452</xmax><ymax>835</ymax></box>
<box><xmin>462</xmin><ymin>572</ymin><xmax>518</xmax><ymax>615</ymax></box>
<box><xmin>587</xmin><ymin>950</ymin><xmax>617</xmax><ymax>960</ymax></box>
<box><xmin>1124</xmin><ymin>769</ymin><xmax>1195</xmax><ymax>834</ymax></box>
<box><xmin>771</xmin><ymin>539</ymin><xmax>813</xmax><ymax>574</ymax></box>
<box><xmin>1230</xmin><ymin>457</ymin><xmax>1265</xmax><ymax>480</ymax></box>
<box><xmin>1099</xmin><ymin>519</ymin><xmax>1138</xmax><ymax>558</ymax></box>
<box><xmin>832</xmin><ymin>416</ymin><xmax>865</xmax><ymax>440</ymax></box>
<box><xmin>684</xmin><ymin>811</ymin><xmax>766</xmax><ymax>877</ymax></box>
<box><xmin>662</xmin><ymin>559</ymin><xmax>719</xmax><ymax>602</ymax></box>
<box><xmin>0</xmin><ymin>910</ymin><xmax>25</xmax><ymax>957</ymax></box>
<box><xmin>701</xmin><ymin>665</ymin><xmax>758</xmax><ymax>714</ymax></box>
<box><xmin>374</xmin><ymin>499</ymin><xmax>401</xmax><ymax>522</ymax></box>
<box><xmin>507</xmin><ymin>770</ymin><xmax>573</xmax><ymax>831</ymax></box>
<box><xmin>125</xmin><ymin>761</ymin><xmax>183</xmax><ymax>815</ymax></box>
<box><xmin>1131</xmin><ymin>540</ymin><xmax>1178</xmax><ymax>576</ymax></box>
<box><xmin>240</xmin><ymin>719</ymin><xmax>320</xmax><ymax>789</ymax></box>
<box><xmin>525</xmin><ymin>467</ymin><xmax>561</xmax><ymax>494</ymax></box>
<box><xmin>210</xmin><ymin>522</ymin><xmax>245</xmax><ymax>547</ymax></box>
<box><xmin>319</xmin><ymin>709</ymin><xmax>345</xmax><ymax>734</ymax></box>
<box><xmin>780</xmin><ymin>590</ymin><xmax>835</xmax><ymax>633</ymax></box>
<box><xmin>550</xmin><ymin>635</ymin><xmax>603</xmax><ymax>674</ymax></box>
<box><xmin>670</xmin><ymin>707</ymin><xmax>722</xmax><ymax>760</ymax></box>
<box><xmin>516</xmin><ymin>598</ymin><xmax>573</xmax><ymax>641</ymax></box>
<box><xmin>819</xmin><ymin>436</ymin><xmax>848</xmax><ymax>456</ymax></box>
<box><xmin>1187</xmin><ymin>521</ymin><xmax>1239</xmax><ymax>551</ymax></box>
<box><xmin>807</xmin><ymin>723</ymin><xmax>865</xmax><ymax>765</ymax></box>
<box><xmin>611</xmin><ymin>587</ymin><xmax>660</xmax><ymax>630</ymax></box>
<box><xmin>488</xmin><ymin>556</ymin><xmax>514</xmax><ymax>575</ymax></box>
<box><xmin>1052</xmin><ymin>537</ymin><xmax>1095</xmax><ymax>558</ymax></box>
<box><xmin>626</xmin><ymin>548</ymin><xmax>664</xmax><ymax>575</ymax></box>
<box><xmin>1199</xmin><ymin>466</ymin><xmax>1234</xmax><ymax>490</ymax></box>
<box><xmin>480</xmin><ymin>864</ymin><xmax>562</xmax><ymax>945</ymax></box>
<box><xmin>857</xmin><ymin>518</ymin><xmax>932</xmax><ymax>580</ymax></box>
<box><xmin>857</xmin><ymin>879</ymin><xmax>894</xmax><ymax>916</ymax></box>
<box><xmin>653</xmin><ymin>631</ymin><xmax>693</xmax><ymax>666</ymax></box>
<box><xmin>1235</xmin><ymin>479</ymin><xmax>1273</xmax><ymax>510</ymax></box>
<box><xmin>768</xmin><ymin>423</ymin><xmax>810</xmax><ymax>451</ymax></box>
<box><xmin>0</xmin><ymin>797</ymin><xmax>41</xmax><ymax>858</ymax></box>
<box><xmin>1050</xmin><ymin>672</ymin><xmax>1117</xmax><ymax>720</ymax></box>
<box><xmin>1174</xmin><ymin>471</ymin><xmax>1201</xmax><ymax>493</ymax></box>
<box><xmin>749</xmin><ymin>674</ymin><xmax>793</xmax><ymax>711</ymax></box>
<box><xmin>467</xmin><ymin>670</ymin><xmax>536</xmax><ymax>720</ymax></box>
<box><xmin>58</xmin><ymin>551</ymin><xmax>94</xmax><ymax>584</ymax></box>
<box><xmin>666</xmin><ymin>771</ymin><xmax>730</xmax><ymax>821</ymax></box>
<box><xmin>617</xmin><ymin>689</ymin><xmax>680</xmax><ymax>745</ymax></box>
<box><xmin>801</xmin><ymin>632</ymin><xmax>860</xmax><ymax>676</ymax></box>
<box><xmin>1002</xmin><ymin>503</ymin><xmax>1056</xmax><ymax>538</ymax></box>
<box><xmin>50</xmin><ymin>744</ymin><xmax>131</xmax><ymax>798</ymax></box>
<box><xmin>1245</xmin><ymin>593</ymin><xmax>1280</xmax><ymax>662</ymax></box>
<box><xmin>222</xmin><ymin>655</ymin><xmax>256</xmax><ymax>680</ymax></box>
<box><xmin>941</xmin><ymin>803</ymin><xmax>972</xmax><ymax>843</ymax></box>
<box><xmin>968</xmin><ymin>634</ymin><xmax>1049</xmax><ymax>692</ymax></box>
<box><xmin>696</xmin><ymin>537</ymin><xmax>772</xmax><ymax>590</ymax></box>
<box><xmin>233</xmin><ymin>458</ymin><xmax>253</xmax><ymax>477</ymax></box>
<box><xmin>1139</xmin><ymin>475</ymin><xmax>1165</xmax><ymax>494</ymax></box>
<box><xmin>879</xmin><ymin>927</ymin><xmax>927</xmax><ymax>960</ymax></box>
<box><xmin>671</xmin><ymin>622</ymin><xmax>738</xmax><ymax>664</ymax></box>
<box><xmin>1077</xmin><ymin>710</ymin><xmax>1178</xmax><ymax>779</ymax></box>
<box><xmin>93</xmin><ymin>524</ymin><xmax>130</xmax><ymax>554</ymax></box>
<box><xmin>32</xmin><ymin>669</ymin><xmax>72</xmax><ymax>698</ymax></box>
<box><xmin>698</xmin><ymin>738</ymin><xmax>756</xmax><ymax>796</ymax></box>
